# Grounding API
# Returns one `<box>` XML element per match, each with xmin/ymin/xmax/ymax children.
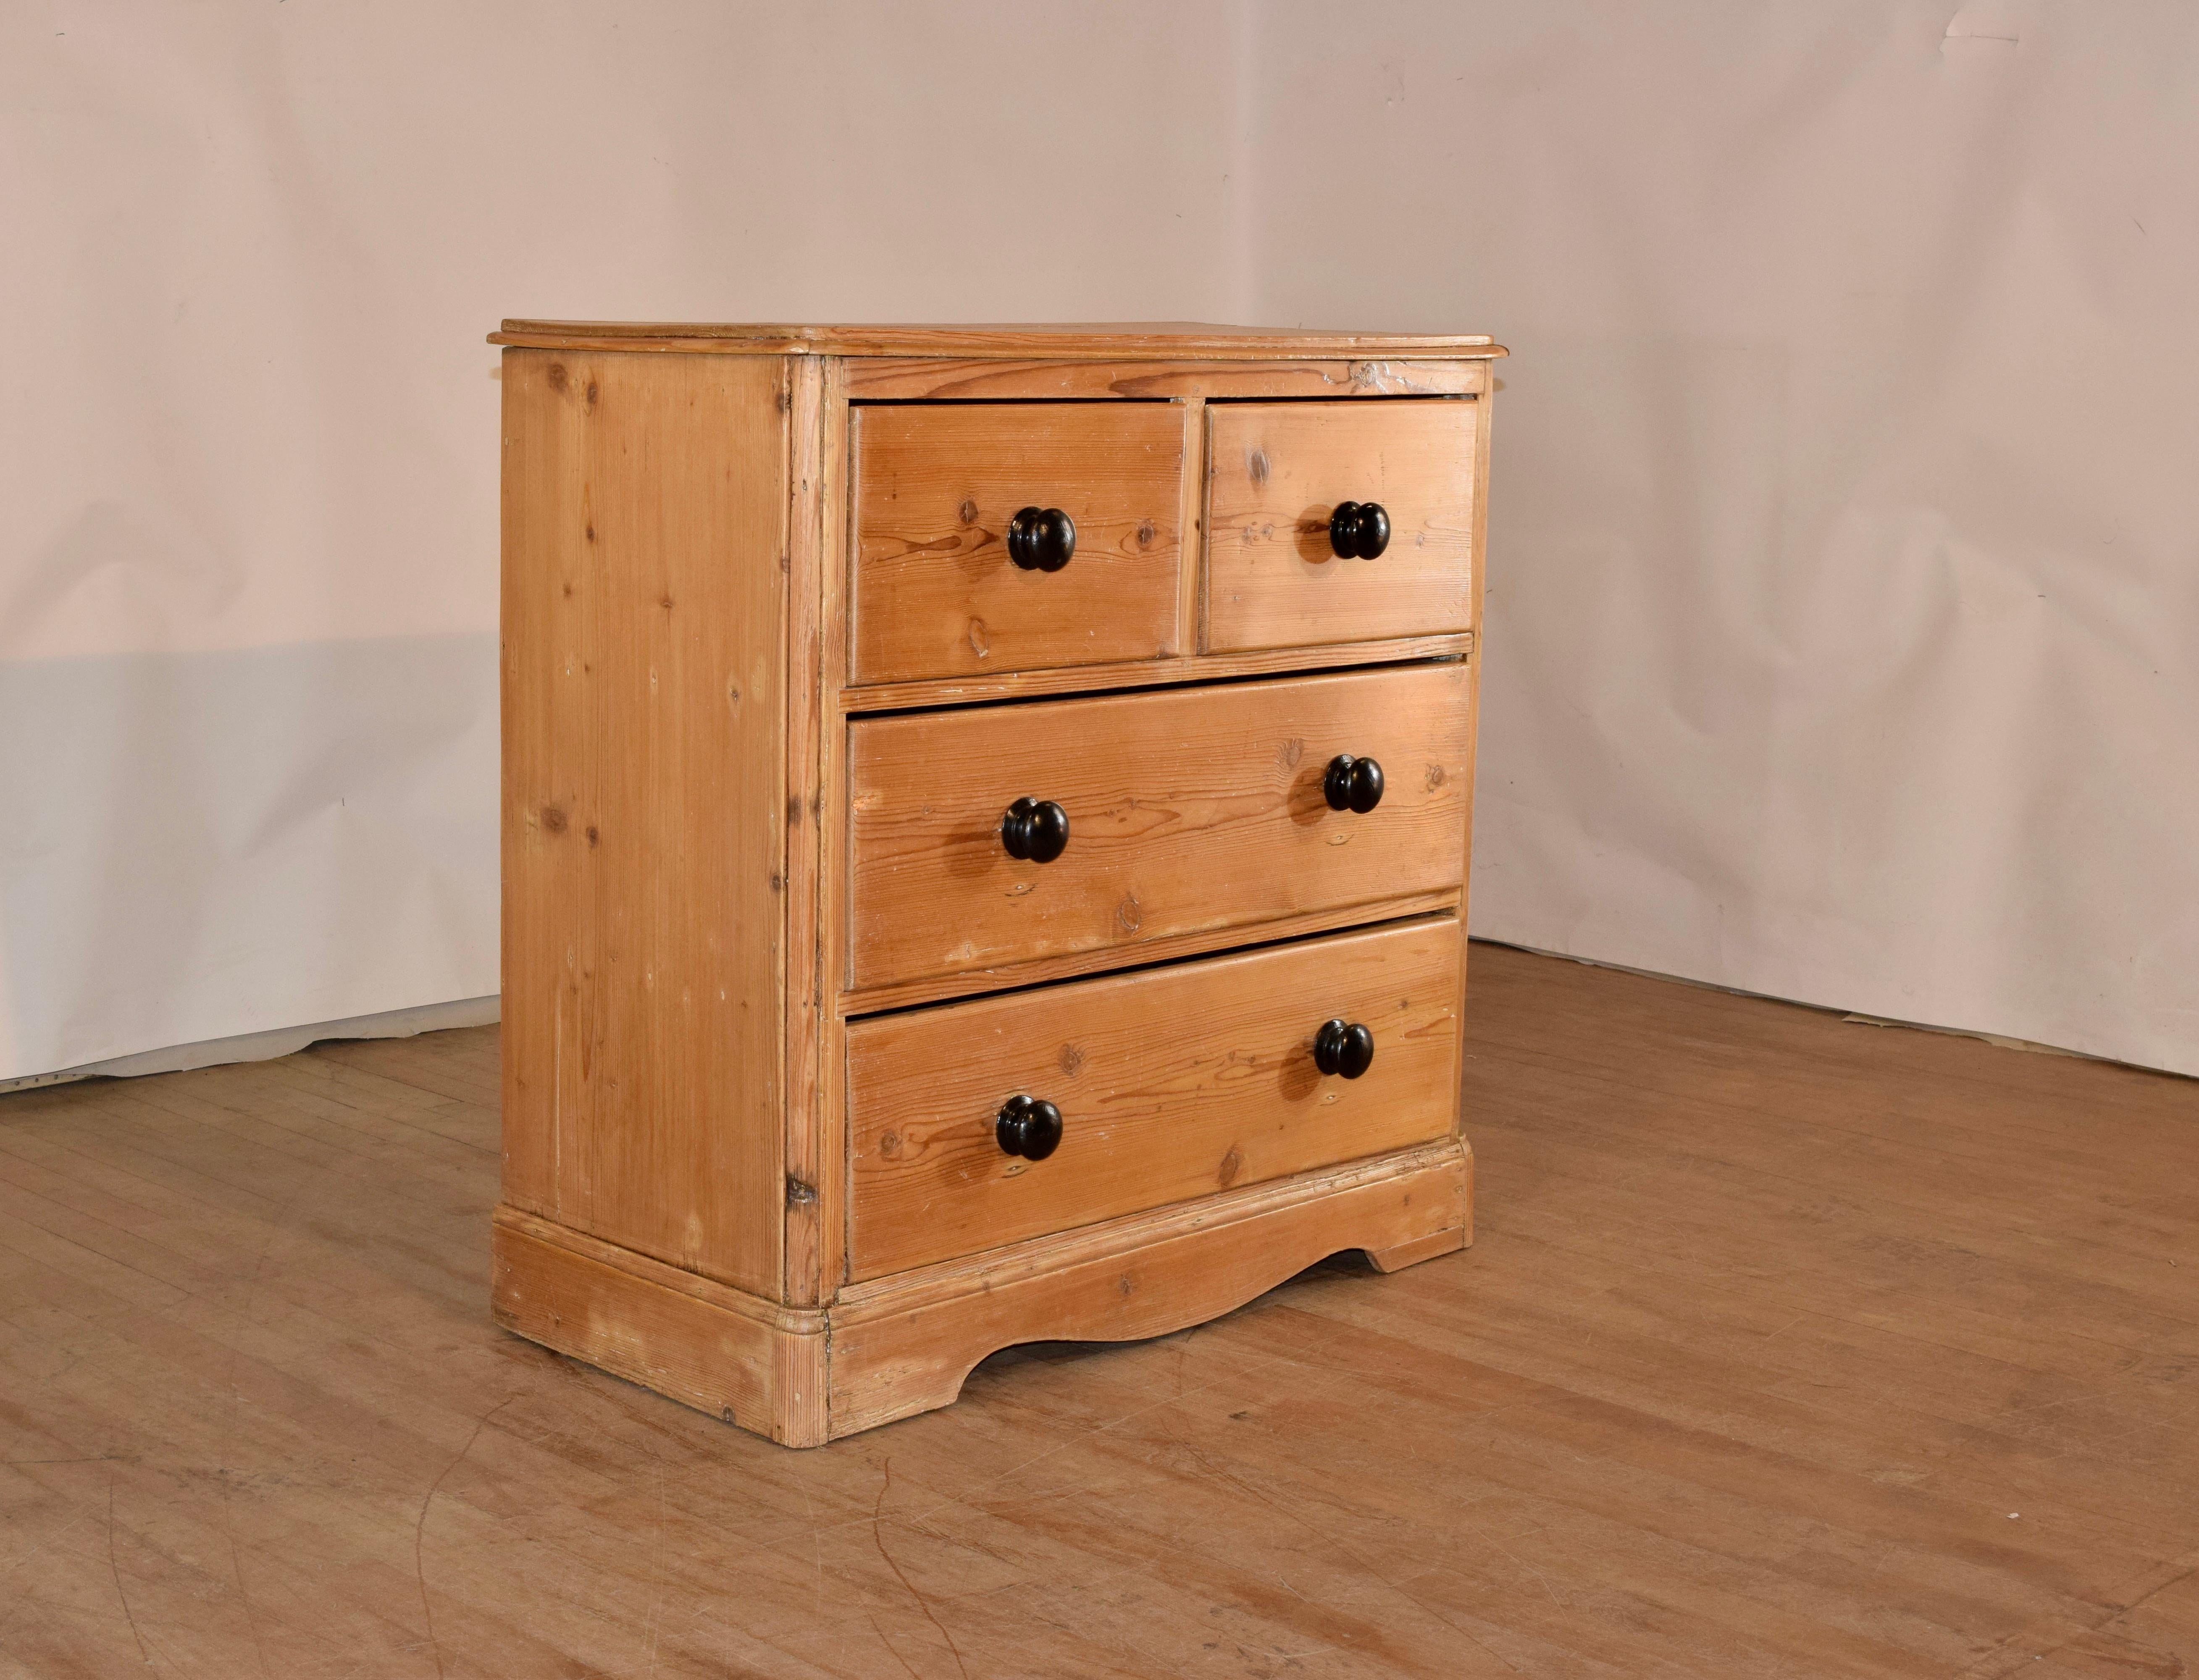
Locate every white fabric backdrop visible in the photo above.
<box><xmin>0</xmin><ymin>1</ymin><xmax>1245</xmax><ymax>1081</ymax></box>
<box><xmin>1241</xmin><ymin>0</ymin><xmax>2199</xmax><ymax>1074</ymax></box>
<box><xmin>5</xmin><ymin>1</ymin><xmax>2194</xmax><ymax>1081</ymax></box>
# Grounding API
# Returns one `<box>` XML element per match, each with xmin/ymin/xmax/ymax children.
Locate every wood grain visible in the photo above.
<box><xmin>844</xmin><ymin>357</ymin><xmax>1487</xmax><ymax>400</ymax></box>
<box><xmin>493</xmin><ymin>333</ymin><xmax>1494</xmax><ymax>1447</ymax></box>
<box><xmin>840</xmin><ymin>633</ymin><xmax>1470</xmax><ymax>714</ymax></box>
<box><xmin>8</xmin><ymin>947</ymin><xmax>2199</xmax><ymax>1674</ymax></box>
<box><xmin>1364</xmin><ymin>1225</ymin><xmax>1470</xmax><ymax>1271</ymax></box>
<box><xmin>828</xmin><ymin>1140</ymin><xmax>1469</xmax><ymax>1437</ymax></box>
<box><xmin>779</xmin><ymin>354</ymin><xmax>833</xmax><ymax>1324</ymax></box>
<box><xmin>811</xmin><ymin>360</ymin><xmax>854</xmax><ymax>1306</ymax></box>
<box><xmin>1174</xmin><ymin>396</ymin><xmax>1206</xmax><ymax>653</ymax></box>
<box><xmin>493</xmin><ymin>1206</ymin><xmax>822</xmax><ymax>1332</ymax></box>
<box><xmin>492</xmin><ymin>320</ymin><xmax>1509</xmax><ymax>358</ymax></box>
<box><xmin>845</xmin><ymin>664</ymin><xmax>1476</xmax><ymax>990</ymax></box>
<box><xmin>491</xmin><ymin>1216</ymin><xmax>826</xmax><ymax>1446</ymax></box>
<box><xmin>1207</xmin><ymin>399</ymin><xmax>1480</xmax><ymax>651</ymax></box>
<box><xmin>838</xmin><ymin>886</ymin><xmax>1463</xmax><ymax>1018</ymax></box>
<box><xmin>850</xmin><ymin>403</ymin><xmax>1183</xmax><ymax>682</ymax></box>
<box><xmin>846</xmin><ymin>918</ymin><xmax>1463</xmax><ymax>1280</ymax></box>
<box><xmin>499</xmin><ymin>348</ymin><xmax>787</xmax><ymax>1294</ymax></box>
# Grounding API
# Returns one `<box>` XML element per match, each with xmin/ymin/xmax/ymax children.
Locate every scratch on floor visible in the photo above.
<box><xmin>799</xmin><ymin>1482</ymin><xmax>826</xmax><ymax>1620</ymax></box>
<box><xmin>903</xmin><ymin>1381</ymin><xmax>1222</xmax><ymax>1533</ymax></box>
<box><xmin>639</xmin><ymin>1449</ymin><xmax>667</xmax><ymax>1676</ymax></box>
<box><xmin>414</xmin><ymin>1396</ymin><xmax>513</xmax><ymax>1680</ymax></box>
<box><xmin>864</xmin><ymin>1607</ymin><xmax>925</xmax><ymax>1680</ymax></box>
<box><xmin>107</xmin><ymin>1469</ymin><xmax>151</xmax><ymax>1666</ymax></box>
<box><xmin>872</xmin><ymin>1457</ymin><xmax>972</xmax><ymax>1680</ymax></box>
<box><xmin>1955</xmin><ymin>1546</ymin><xmax>2199</xmax><ymax>1677</ymax></box>
<box><xmin>223</xmin><ymin>1516</ymin><xmax>273</xmax><ymax>1680</ymax></box>
<box><xmin>1175</xmin><ymin>1430</ymin><xmax>1528</xmax><ymax>1675</ymax></box>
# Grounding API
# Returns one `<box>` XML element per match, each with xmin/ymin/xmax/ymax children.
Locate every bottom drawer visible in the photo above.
<box><xmin>846</xmin><ymin>918</ymin><xmax>1462</xmax><ymax>1281</ymax></box>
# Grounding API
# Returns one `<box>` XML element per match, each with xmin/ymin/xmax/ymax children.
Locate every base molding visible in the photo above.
<box><xmin>491</xmin><ymin>1211</ymin><xmax>829</xmax><ymax>1444</ymax></box>
<box><xmin>491</xmin><ymin>1139</ymin><xmax>1471</xmax><ymax>1446</ymax></box>
<box><xmin>1366</xmin><ymin>1226</ymin><xmax>1469</xmax><ymax>1273</ymax></box>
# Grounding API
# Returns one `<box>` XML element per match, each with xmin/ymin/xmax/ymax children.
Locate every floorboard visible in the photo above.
<box><xmin>1</xmin><ymin>943</ymin><xmax>2194</xmax><ymax>1677</ymax></box>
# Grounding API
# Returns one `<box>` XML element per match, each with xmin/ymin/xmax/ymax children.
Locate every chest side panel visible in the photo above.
<box><xmin>501</xmin><ymin>348</ymin><xmax>791</xmax><ymax>1294</ymax></box>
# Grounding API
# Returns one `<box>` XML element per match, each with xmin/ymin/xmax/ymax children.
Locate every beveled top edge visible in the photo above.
<box><xmin>488</xmin><ymin>320</ymin><xmax>1508</xmax><ymax>358</ymax></box>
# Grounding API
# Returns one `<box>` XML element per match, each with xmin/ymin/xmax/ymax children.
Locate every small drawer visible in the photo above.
<box><xmin>845</xmin><ymin>662</ymin><xmax>1472</xmax><ymax>992</ymax></box>
<box><xmin>851</xmin><ymin>403</ymin><xmax>1185</xmax><ymax>685</ymax></box>
<box><xmin>1206</xmin><ymin>400</ymin><xmax>1478</xmax><ymax>652</ymax></box>
<box><xmin>847</xmin><ymin>918</ymin><xmax>1461</xmax><ymax>1280</ymax></box>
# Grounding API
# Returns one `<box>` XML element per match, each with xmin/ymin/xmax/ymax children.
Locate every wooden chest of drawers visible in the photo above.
<box><xmin>489</xmin><ymin>322</ymin><xmax>1504</xmax><ymax>1445</ymax></box>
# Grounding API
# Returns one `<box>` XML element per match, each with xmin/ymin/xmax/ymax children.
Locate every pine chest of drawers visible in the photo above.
<box><xmin>489</xmin><ymin>321</ymin><xmax>1504</xmax><ymax>1445</ymax></box>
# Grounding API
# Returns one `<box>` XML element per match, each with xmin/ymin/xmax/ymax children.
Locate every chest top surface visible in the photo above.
<box><xmin>490</xmin><ymin>320</ymin><xmax>1508</xmax><ymax>359</ymax></box>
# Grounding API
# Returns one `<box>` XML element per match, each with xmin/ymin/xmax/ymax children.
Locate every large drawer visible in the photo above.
<box><xmin>850</xmin><ymin>403</ymin><xmax>1185</xmax><ymax>685</ymax></box>
<box><xmin>845</xmin><ymin>663</ymin><xmax>1473</xmax><ymax>992</ymax></box>
<box><xmin>1206</xmin><ymin>400</ymin><xmax>1477</xmax><ymax>652</ymax></box>
<box><xmin>846</xmin><ymin>918</ymin><xmax>1462</xmax><ymax>1280</ymax></box>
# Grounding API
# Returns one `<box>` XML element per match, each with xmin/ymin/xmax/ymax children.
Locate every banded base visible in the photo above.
<box><xmin>491</xmin><ymin>1139</ymin><xmax>1471</xmax><ymax>1447</ymax></box>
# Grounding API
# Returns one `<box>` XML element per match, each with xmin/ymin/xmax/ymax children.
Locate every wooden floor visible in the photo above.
<box><xmin>3</xmin><ymin>945</ymin><xmax>2197</xmax><ymax>1678</ymax></box>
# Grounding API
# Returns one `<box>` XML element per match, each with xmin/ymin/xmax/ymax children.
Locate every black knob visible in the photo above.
<box><xmin>1314</xmin><ymin>1019</ymin><xmax>1376</xmax><ymax>1079</ymax></box>
<box><xmin>1007</xmin><ymin>506</ymin><xmax>1076</xmax><ymax>572</ymax></box>
<box><xmin>1329</xmin><ymin>501</ymin><xmax>1390</xmax><ymax>560</ymax></box>
<box><xmin>996</xmin><ymin>1095</ymin><xmax>1064</xmax><ymax>1160</ymax></box>
<box><xmin>1322</xmin><ymin>754</ymin><xmax>1385</xmax><ymax>814</ymax></box>
<box><xmin>1001</xmin><ymin>797</ymin><xmax>1070</xmax><ymax>863</ymax></box>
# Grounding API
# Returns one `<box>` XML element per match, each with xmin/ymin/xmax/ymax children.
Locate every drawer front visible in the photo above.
<box><xmin>851</xmin><ymin>403</ymin><xmax>1185</xmax><ymax>685</ymax></box>
<box><xmin>847</xmin><ymin>918</ymin><xmax>1462</xmax><ymax>1280</ymax></box>
<box><xmin>1206</xmin><ymin>400</ymin><xmax>1478</xmax><ymax>652</ymax></box>
<box><xmin>846</xmin><ymin>663</ymin><xmax>1471</xmax><ymax>991</ymax></box>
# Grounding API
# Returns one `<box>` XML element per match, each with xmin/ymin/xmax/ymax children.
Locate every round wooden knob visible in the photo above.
<box><xmin>1313</xmin><ymin>1019</ymin><xmax>1375</xmax><ymax>1079</ymax></box>
<box><xmin>1322</xmin><ymin>754</ymin><xmax>1385</xmax><ymax>814</ymax></box>
<box><xmin>1001</xmin><ymin>797</ymin><xmax>1070</xmax><ymax>863</ymax></box>
<box><xmin>1007</xmin><ymin>507</ymin><xmax>1076</xmax><ymax>572</ymax></box>
<box><xmin>1328</xmin><ymin>501</ymin><xmax>1390</xmax><ymax>560</ymax></box>
<box><xmin>996</xmin><ymin>1095</ymin><xmax>1064</xmax><ymax>1160</ymax></box>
